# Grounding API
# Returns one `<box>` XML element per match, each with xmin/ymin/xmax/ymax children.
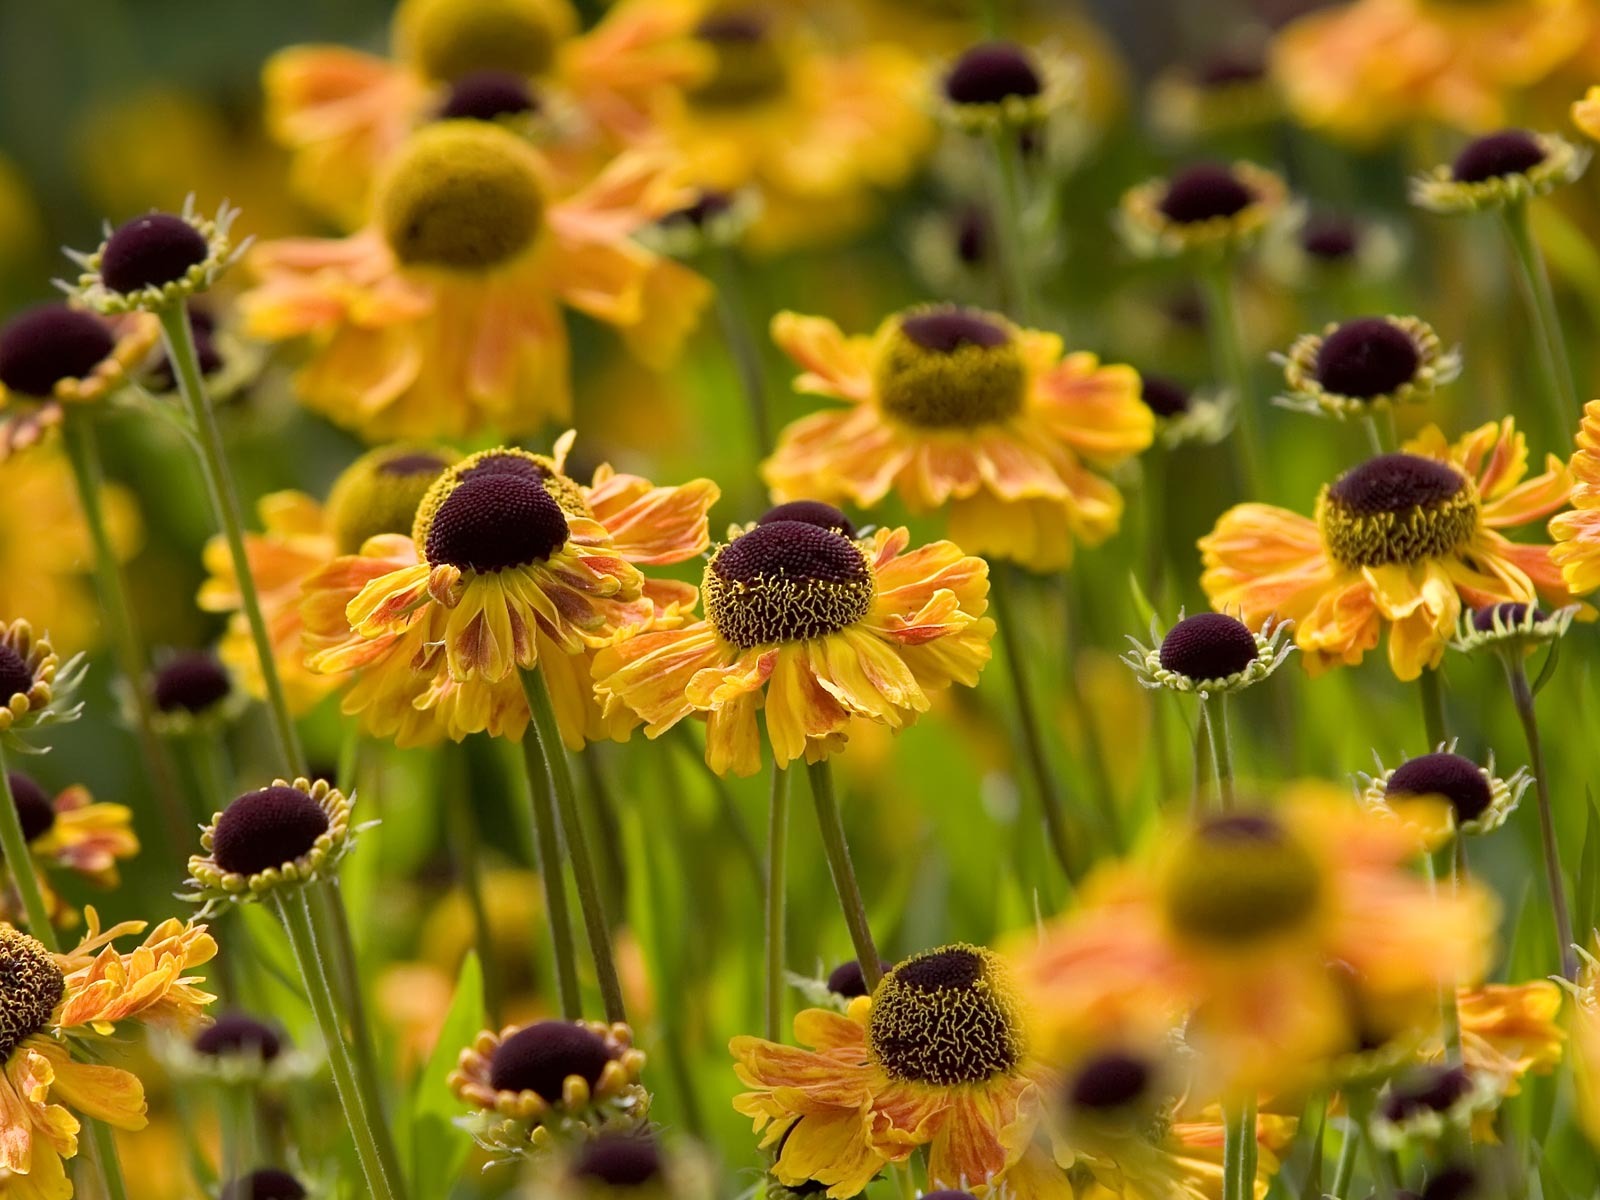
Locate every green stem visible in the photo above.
<box><xmin>765</xmin><ymin>762</ymin><xmax>790</xmax><ymax>1041</ymax></box>
<box><xmin>1214</xmin><ymin>693</ymin><xmax>1237</xmax><ymax>811</ymax></box>
<box><xmin>989</xmin><ymin>129</ymin><xmax>1034</xmax><ymax>323</ymax></box>
<box><xmin>0</xmin><ymin>749</ymin><xmax>56</xmax><ymax>948</ymax></box>
<box><xmin>1199</xmin><ymin>264</ymin><xmax>1265</xmax><ymax>498</ymax></box>
<box><xmin>157</xmin><ymin>305</ymin><xmax>304</xmax><ymax>778</ymax></box>
<box><xmin>512</xmin><ymin>723</ymin><xmax>581</xmax><ymax>1018</ymax></box>
<box><xmin>85</xmin><ymin>1120</ymin><xmax>129</xmax><ymax>1200</ymax></box>
<box><xmin>59</xmin><ymin>413</ymin><xmax>187</xmax><ymax>852</ymax></box>
<box><xmin>1327</xmin><ymin>1109</ymin><xmax>1360</xmax><ymax>1199</ymax></box>
<box><xmin>445</xmin><ymin>749</ymin><xmax>501</xmax><ymax>1023</ymax></box>
<box><xmin>1502</xmin><ymin>200</ymin><xmax>1578</xmax><ymax>430</ymax></box>
<box><xmin>1419</xmin><ymin>666</ymin><xmax>1447</xmax><ymax>750</ymax></box>
<box><xmin>273</xmin><ymin>889</ymin><xmax>401</xmax><ymax>1200</ymax></box>
<box><xmin>806</xmin><ymin>759</ymin><xmax>882</xmax><ymax>993</ymax></box>
<box><xmin>1192</xmin><ymin>701</ymin><xmax>1213</xmax><ymax>817</ymax></box>
<box><xmin>222</xmin><ymin>1084</ymin><xmax>254</xmax><ymax>1186</ymax></box>
<box><xmin>1222</xmin><ymin>1097</ymin><xmax>1250</xmax><ymax>1200</ymax></box>
<box><xmin>989</xmin><ymin>566</ymin><xmax>1076</xmax><ymax>879</ymax></box>
<box><xmin>710</xmin><ymin>245</ymin><xmax>772</xmax><ymax>461</ymax></box>
<box><xmin>520</xmin><ymin>669</ymin><xmax>626</xmax><ymax>1023</ymax></box>
<box><xmin>1506</xmin><ymin>656</ymin><xmax>1578</xmax><ymax>979</ymax></box>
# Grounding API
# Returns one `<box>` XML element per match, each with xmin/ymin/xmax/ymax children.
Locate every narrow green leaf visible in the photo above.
<box><xmin>1575</xmin><ymin>788</ymin><xmax>1600</xmax><ymax>944</ymax></box>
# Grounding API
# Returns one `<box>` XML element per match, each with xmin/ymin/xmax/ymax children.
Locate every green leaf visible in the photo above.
<box><xmin>1127</xmin><ymin>571</ymin><xmax>1158</xmax><ymax>632</ymax></box>
<box><xmin>1575</xmin><ymin>789</ymin><xmax>1600</xmax><ymax>944</ymax></box>
<box><xmin>407</xmin><ymin>951</ymin><xmax>484</xmax><ymax>1200</ymax></box>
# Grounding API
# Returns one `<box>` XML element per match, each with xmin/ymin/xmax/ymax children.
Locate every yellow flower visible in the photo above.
<box><xmin>239</xmin><ymin>121</ymin><xmax>710</xmax><ymax>441</ymax></box>
<box><xmin>197</xmin><ymin>443</ymin><xmax>457</xmax><ymax>715</ymax></box>
<box><xmin>0</xmin><ymin>914</ymin><xmax>215</xmax><ymax>1197</ymax></box>
<box><xmin>762</xmin><ymin>307</ymin><xmax>1151</xmax><ymax>572</ymax></box>
<box><xmin>263</xmin><ymin>0</ymin><xmax>702</xmax><ymax>228</ymax></box>
<box><xmin>1201</xmin><ymin>418</ymin><xmax>1580</xmax><ymax>681</ymax></box>
<box><xmin>1</xmin><ymin>773</ymin><xmax>138</xmax><ymax>929</ymax></box>
<box><xmin>731</xmin><ymin>944</ymin><xmax>1061</xmax><ymax>1199</ymax></box>
<box><xmin>1457</xmin><ymin>980</ymin><xmax>1565</xmax><ymax>1097</ymax></box>
<box><xmin>1548</xmin><ymin>398</ymin><xmax>1600</xmax><ymax>594</ymax></box>
<box><xmin>651</xmin><ymin>2</ymin><xmax>932</xmax><ymax>252</ymax></box>
<box><xmin>1118</xmin><ymin>161</ymin><xmax>1288</xmax><ymax>259</ymax></box>
<box><xmin>306</xmin><ymin>439</ymin><xmax>715</xmax><ymax>749</ymax></box>
<box><xmin>592</xmin><ymin>505</ymin><xmax>994</xmax><ymax>776</ymax></box>
<box><xmin>1576</xmin><ymin>84</ymin><xmax>1600</xmax><ymax>140</ymax></box>
<box><xmin>1013</xmin><ymin>787</ymin><xmax>1496</xmax><ymax>1096</ymax></box>
<box><xmin>1272</xmin><ymin>0</ymin><xmax>1591</xmax><ymax>146</ymax></box>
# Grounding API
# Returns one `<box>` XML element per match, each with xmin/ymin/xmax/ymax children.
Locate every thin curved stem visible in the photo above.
<box><xmin>765</xmin><ymin>762</ymin><xmax>791</xmax><ymax>1041</ymax></box>
<box><xmin>85</xmin><ymin>1120</ymin><xmax>130</xmax><ymax>1200</ymax></box>
<box><xmin>1214</xmin><ymin>694</ymin><xmax>1237</xmax><ymax>811</ymax></box>
<box><xmin>511</xmin><ymin>723</ymin><xmax>581</xmax><ymax>1018</ymax></box>
<box><xmin>59</xmin><ymin>413</ymin><xmax>187</xmax><ymax>852</ymax></box>
<box><xmin>1222</xmin><ymin>1096</ymin><xmax>1254</xmax><ymax>1200</ymax></box>
<box><xmin>1419</xmin><ymin>667</ymin><xmax>1447</xmax><ymax>750</ymax></box>
<box><xmin>1199</xmin><ymin>263</ymin><xmax>1265</xmax><ymax>498</ymax></box>
<box><xmin>1502</xmin><ymin>200</ymin><xmax>1578</xmax><ymax>430</ymax></box>
<box><xmin>1327</xmin><ymin>1111</ymin><xmax>1361</xmax><ymax>1199</ymax></box>
<box><xmin>157</xmin><ymin>305</ymin><xmax>304</xmax><ymax>778</ymax></box>
<box><xmin>989</xmin><ymin>129</ymin><xmax>1034</xmax><ymax>323</ymax></box>
<box><xmin>274</xmin><ymin>889</ymin><xmax>402</xmax><ymax>1200</ymax></box>
<box><xmin>989</xmin><ymin>566</ymin><xmax>1076</xmax><ymax>879</ymax></box>
<box><xmin>1506</xmin><ymin>656</ymin><xmax>1578</xmax><ymax>979</ymax></box>
<box><xmin>710</xmin><ymin>245</ymin><xmax>772</xmax><ymax>461</ymax></box>
<box><xmin>806</xmin><ymin>759</ymin><xmax>882</xmax><ymax>993</ymax></box>
<box><xmin>0</xmin><ymin>749</ymin><xmax>56</xmax><ymax>948</ymax></box>
<box><xmin>521</xmin><ymin>669</ymin><xmax>626</xmax><ymax>1023</ymax></box>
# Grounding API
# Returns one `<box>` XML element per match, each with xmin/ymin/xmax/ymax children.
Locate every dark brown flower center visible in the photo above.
<box><xmin>100</xmin><ymin>213</ymin><xmax>209</xmax><ymax>294</ymax></box>
<box><xmin>211</xmin><ymin>786</ymin><xmax>330</xmax><ymax>877</ymax></box>
<box><xmin>488</xmin><ymin>1020</ymin><xmax>613</xmax><ymax>1101</ymax></box>
<box><xmin>152</xmin><ymin>651</ymin><xmax>232</xmax><ymax>715</ymax></box>
<box><xmin>0</xmin><ymin>304</ymin><xmax>115</xmax><ymax>398</ymax></box>
<box><xmin>220</xmin><ymin>1168</ymin><xmax>308</xmax><ymax>1200</ymax></box>
<box><xmin>195</xmin><ymin>1012</ymin><xmax>285</xmax><ymax>1062</ymax></box>
<box><xmin>758</xmin><ymin>500</ymin><xmax>857</xmax><ymax>538</ymax></box>
<box><xmin>0</xmin><ymin>645</ymin><xmax>33</xmax><ymax>702</ymax></box>
<box><xmin>1386</xmin><ymin>753</ymin><xmax>1492</xmax><ymax>824</ymax></box>
<box><xmin>1317</xmin><ymin>454</ymin><xmax>1478</xmax><ymax>569</ymax></box>
<box><xmin>438</xmin><ymin>69</ymin><xmax>539</xmax><ymax>121</ymax></box>
<box><xmin>1300</xmin><ymin>216</ymin><xmax>1360</xmax><ymax>262</ymax></box>
<box><xmin>1315</xmin><ymin>318</ymin><xmax>1420</xmax><ymax>399</ymax></box>
<box><xmin>1380</xmin><ymin>1065</ymin><xmax>1474</xmax><ymax>1122</ymax></box>
<box><xmin>1472</xmin><ymin>601</ymin><xmax>1539</xmax><ymax>631</ymax></box>
<box><xmin>691</xmin><ymin>9</ymin><xmax>787</xmax><ymax>107</ymax></box>
<box><xmin>867</xmin><ymin>945</ymin><xmax>1026</xmax><ymax>1085</ymax></box>
<box><xmin>1158</xmin><ymin>612</ymin><xmax>1259</xmax><ymax>681</ymax></box>
<box><xmin>703</xmin><ymin>521</ymin><xmax>874</xmax><ymax>649</ymax></box>
<box><xmin>826</xmin><ymin>958</ymin><xmax>891</xmax><ymax>998</ymax></box>
<box><xmin>1451</xmin><ymin>130</ymin><xmax>1545</xmax><ymax>183</ymax></box>
<box><xmin>1158</xmin><ymin>164</ymin><xmax>1255</xmax><ymax>224</ymax></box>
<box><xmin>944</xmin><ymin>41</ymin><xmax>1042</xmax><ymax>105</ymax></box>
<box><xmin>572</xmin><ymin>1133</ymin><xmax>663</xmax><ymax>1187</ymax></box>
<box><xmin>1140</xmin><ymin>374</ymin><xmax>1192</xmax><ymax>418</ymax></box>
<box><xmin>424</xmin><ymin>473</ymin><xmax>569</xmax><ymax>572</ymax></box>
<box><xmin>0</xmin><ymin>927</ymin><xmax>64</xmax><ymax>1059</ymax></box>
<box><xmin>1068</xmin><ymin>1052</ymin><xmax>1153</xmax><ymax>1110</ymax></box>
<box><xmin>8</xmin><ymin>773</ymin><xmax>55</xmax><ymax>843</ymax></box>
<box><xmin>1164</xmin><ymin>813</ymin><xmax>1322</xmax><ymax>944</ymax></box>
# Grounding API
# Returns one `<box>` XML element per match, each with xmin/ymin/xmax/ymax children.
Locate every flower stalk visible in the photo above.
<box><xmin>1199</xmin><ymin>263</ymin><xmax>1264</xmax><ymax>497</ymax></box>
<box><xmin>1501</xmin><ymin>199</ymin><xmax>1578</xmax><ymax>429</ymax></box>
<box><xmin>806</xmin><ymin>759</ymin><xmax>883</xmax><ymax>994</ymax></box>
<box><xmin>765</xmin><ymin>761</ymin><xmax>790</xmax><ymax>1040</ymax></box>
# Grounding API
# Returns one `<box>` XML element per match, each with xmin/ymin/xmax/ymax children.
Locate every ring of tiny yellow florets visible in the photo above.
<box><xmin>0</xmin><ymin>620</ymin><xmax>83</xmax><ymax>741</ymax></box>
<box><xmin>68</xmin><ymin>198</ymin><xmax>243</xmax><ymax>316</ymax></box>
<box><xmin>1450</xmin><ymin>603</ymin><xmax>1578</xmax><ymax>657</ymax></box>
<box><xmin>1123</xmin><ymin>612</ymin><xmax>1294</xmax><ymax>698</ymax></box>
<box><xmin>412</xmin><ymin>445</ymin><xmax>590</xmax><ymax>549</ymax></box>
<box><xmin>1410</xmin><ymin>134</ymin><xmax>1589</xmax><ymax>215</ymax></box>
<box><xmin>1315</xmin><ymin>471</ymin><xmax>1479</xmax><ymax>571</ymax></box>
<box><xmin>701</xmin><ymin>533</ymin><xmax>876</xmax><ymax>651</ymax></box>
<box><xmin>1357</xmin><ymin>744</ymin><xmax>1528</xmax><ymax>841</ymax></box>
<box><xmin>937</xmin><ymin>47</ymin><xmax>1081</xmax><ymax>135</ymax></box>
<box><xmin>1276</xmin><ymin>317</ymin><xmax>1459</xmax><ymax>420</ymax></box>
<box><xmin>449</xmin><ymin>1021</ymin><xmax>648</xmax><ymax>1159</ymax></box>
<box><xmin>865</xmin><ymin>943</ymin><xmax>1028</xmax><ymax>1086</ymax></box>
<box><xmin>1118</xmin><ymin>163</ymin><xmax>1288</xmax><ymax>260</ymax></box>
<box><xmin>873</xmin><ymin>306</ymin><xmax>1028</xmax><ymax>430</ymax></box>
<box><xmin>186</xmin><ymin>777</ymin><xmax>355</xmax><ymax>904</ymax></box>
<box><xmin>1370</xmin><ymin>1068</ymin><xmax>1503</xmax><ymax>1151</ymax></box>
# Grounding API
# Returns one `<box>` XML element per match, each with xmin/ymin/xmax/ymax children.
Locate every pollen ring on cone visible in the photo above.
<box><xmin>1316</xmin><ymin>454</ymin><xmax>1479</xmax><ymax>569</ymax></box>
<box><xmin>703</xmin><ymin>521</ymin><xmax>874</xmax><ymax>649</ymax></box>
<box><xmin>867</xmin><ymin>943</ymin><xmax>1027</xmax><ymax>1085</ymax></box>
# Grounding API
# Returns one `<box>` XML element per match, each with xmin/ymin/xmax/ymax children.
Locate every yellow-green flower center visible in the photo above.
<box><xmin>0</xmin><ymin>927</ymin><xmax>63</xmax><ymax>1059</ymax></box>
<box><xmin>379</xmin><ymin>121</ymin><xmax>545</xmax><ymax>272</ymax></box>
<box><xmin>395</xmin><ymin>0</ymin><xmax>572</xmax><ymax>82</ymax></box>
<box><xmin>867</xmin><ymin>944</ymin><xmax>1027</xmax><ymax>1085</ymax></box>
<box><xmin>702</xmin><ymin>521</ymin><xmax>874</xmax><ymax>650</ymax></box>
<box><xmin>1315</xmin><ymin>453</ymin><xmax>1479</xmax><ymax>570</ymax></box>
<box><xmin>690</xmin><ymin>8</ymin><xmax>789</xmax><ymax>108</ymax></box>
<box><xmin>1163</xmin><ymin>813</ymin><xmax>1323</xmax><ymax>945</ymax></box>
<box><xmin>875</xmin><ymin>307</ymin><xmax>1027</xmax><ymax>429</ymax></box>
<box><xmin>327</xmin><ymin>444</ymin><xmax>458</xmax><ymax>554</ymax></box>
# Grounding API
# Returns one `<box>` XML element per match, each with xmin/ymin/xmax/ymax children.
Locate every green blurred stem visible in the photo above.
<box><xmin>512</xmin><ymin>717</ymin><xmax>581</xmax><ymax>1018</ymax></box>
<box><xmin>521</xmin><ymin>668</ymin><xmax>626</xmax><ymax>1023</ymax></box>
<box><xmin>709</xmin><ymin>245</ymin><xmax>772</xmax><ymax>460</ymax></box>
<box><xmin>445</xmin><ymin>748</ymin><xmax>501</xmax><ymax>1022</ymax></box>
<box><xmin>1214</xmin><ymin>694</ymin><xmax>1237</xmax><ymax>811</ymax></box>
<box><xmin>157</xmin><ymin>304</ymin><xmax>304</xmax><ymax>778</ymax></box>
<box><xmin>59</xmin><ymin>413</ymin><xmax>187</xmax><ymax>851</ymax></box>
<box><xmin>1199</xmin><ymin>264</ymin><xmax>1265</xmax><ymax>498</ymax></box>
<box><xmin>989</xmin><ymin>129</ymin><xmax>1034</xmax><ymax>323</ymax></box>
<box><xmin>1192</xmin><ymin>701</ymin><xmax>1213</xmax><ymax>817</ymax></box>
<box><xmin>1419</xmin><ymin>667</ymin><xmax>1447</xmax><ymax>749</ymax></box>
<box><xmin>0</xmin><ymin>751</ymin><xmax>56</xmax><ymax>947</ymax></box>
<box><xmin>989</xmin><ymin>567</ymin><xmax>1076</xmax><ymax>879</ymax></box>
<box><xmin>765</xmin><ymin>762</ymin><xmax>790</xmax><ymax>1041</ymax></box>
<box><xmin>1504</xmin><ymin>655</ymin><xmax>1578</xmax><ymax>979</ymax></box>
<box><xmin>85</xmin><ymin>1120</ymin><xmax>129</xmax><ymax>1200</ymax></box>
<box><xmin>1502</xmin><ymin>200</ymin><xmax>1578</xmax><ymax>429</ymax></box>
<box><xmin>222</xmin><ymin>1083</ymin><xmax>254</xmax><ymax>1185</ymax></box>
<box><xmin>1327</xmin><ymin>1111</ymin><xmax>1360</xmax><ymax>1199</ymax></box>
<box><xmin>1222</xmin><ymin>1096</ymin><xmax>1253</xmax><ymax>1200</ymax></box>
<box><xmin>274</xmin><ymin>888</ymin><xmax>402</xmax><ymax>1200</ymax></box>
<box><xmin>806</xmin><ymin>759</ymin><xmax>882</xmax><ymax>993</ymax></box>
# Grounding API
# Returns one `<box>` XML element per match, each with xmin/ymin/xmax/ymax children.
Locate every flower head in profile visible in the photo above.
<box><xmin>593</xmin><ymin>502</ymin><xmax>994</xmax><ymax>776</ymax></box>
<box><xmin>67</xmin><ymin>199</ymin><xmax>242</xmax><ymax>314</ymax></box>
<box><xmin>186</xmin><ymin>777</ymin><xmax>356</xmax><ymax>905</ymax></box>
<box><xmin>1451</xmin><ymin>599</ymin><xmax>1578</xmax><ymax>659</ymax></box>
<box><xmin>1137</xmin><ymin>374</ymin><xmax>1233</xmax><ymax>450</ymax></box>
<box><xmin>529</xmin><ymin>1129</ymin><xmax>715</xmax><ymax>1200</ymax></box>
<box><xmin>1263</xmin><ymin>209</ymin><xmax>1405</xmax><ymax>291</ymax></box>
<box><xmin>2</xmin><ymin>771</ymin><xmax>138</xmax><ymax>928</ymax></box>
<box><xmin>1148</xmin><ymin>42</ymin><xmax>1279</xmax><ymax>143</ymax></box>
<box><xmin>450</xmin><ymin>1018</ymin><xmax>647</xmax><ymax>1160</ymax></box>
<box><xmin>1358</xmin><ymin>746</ymin><xmax>1528</xmax><ymax>851</ymax></box>
<box><xmin>1411</xmin><ymin>128</ymin><xmax>1588</xmax><ymax>215</ymax></box>
<box><xmin>0</xmin><ymin>302</ymin><xmax>159</xmax><ymax>459</ymax></box>
<box><xmin>763</xmin><ymin>306</ymin><xmax>1151</xmax><ymax>571</ymax></box>
<box><xmin>731</xmin><ymin>943</ymin><xmax>1063</xmax><ymax>1199</ymax></box>
<box><xmin>1124</xmin><ymin>610</ymin><xmax>1294</xmax><ymax>699</ymax></box>
<box><xmin>937</xmin><ymin>39</ymin><xmax>1078</xmax><ymax>134</ymax></box>
<box><xmin>162</xmin><ymin>1010</ymin><xmax>318</xmax><ymax>1089</ymax></box>
<box><xmin>1275</xmin><ymin>315</ymin><xmax>1459</xmax><ymax>421</ymax></box>
<box><xmin>1013</xmin><ymin>786</ymin><xmax>1496</xmax><ymax>1097</ymax></box>
<box><xmin>0</xmin><ymin>620</ymin><xmax>85</xmax><ymax>743</ymax></box>
<box><xmin>240</xmin><ymin>120</ymin><xmax>709</xmax><ymax>441</ymax></box>
<box><xmin>305</xmin><ymin>436</ymin><xmax>715</xmax><ymax>749</ymax></box>
<box><xmin>198</xmin><ymin>442</ymin><xmax>458</xmax><ymax>715</ymax></box>
<box><xmin>139</xmin><ymin>649</ymin><xmax>246</xmax><ymax>736</ymax></box>
<box><xmin>1118</xmin><ymin>160</ymin><xmax>1288</xmax><ymax>259</ymax></box>
<box><xmin>0</xmin><ymin>912</ymin><xmax>215</xmax><ymax>1193</ymax></box>
<box><xmin>1201</xmin><ymin>418</ymin><xmax>1579</xmax><ymax>681</ymax></box>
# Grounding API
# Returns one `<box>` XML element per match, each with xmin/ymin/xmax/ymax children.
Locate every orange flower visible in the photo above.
<box><xmin>1549</xmin><ymin>397</ymin><xmax>1600</xmax><ymax>594</ymax></box>
<box><xmin>592</xmin><ymin>505</ymin><xmax>994</xmax><ymax>776</ymax></box>
<box><xmin>1457</xmin><ymin>980</ymin><xmax>1564</xmax><ymax>1096</ymax></box>
<box><xmin>1</xmin><ymin>774</ymin><xmax>138</xmax><ymax>930</ymax></box>
<box><xmin>240</xmin><ymin>121</ymin><xmax>710</xmax><ymax>441</ymax></box>
<box><xmin>1201</xmin><ymin>418</ymin><xmax>1578</xmax><ymax>681</ymax></box>
<box><xmin>763</xmin><ymin>306</ymin><xmax>1150</xmax><ymax>572</ymax></box>
<box><xmin>731</xmin><ymin>944</ymin><xmax>1060</xmax><ymax>1199</ymax></box>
